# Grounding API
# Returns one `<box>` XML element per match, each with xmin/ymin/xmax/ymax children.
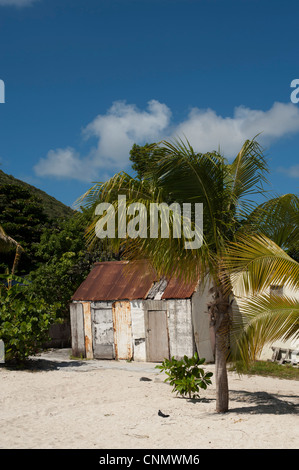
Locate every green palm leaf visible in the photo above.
<box><xmin>224</xmin><ymin>233</ymin><xmax>299</xmax><ymax>295</ymax></box>
<box><xmin>230</xmin><ymin>293</ymin><xmax>299</xmax><ymax>366</ymax></box>
<box><xmin>246</xmin><ymin>193</ymin><xmax>299</xmax><ymax>251</ymax></box>
<box><xmin>226</xmin><ymin>137</ymin><xmax>269</xmax><ymax>219</ymax></box>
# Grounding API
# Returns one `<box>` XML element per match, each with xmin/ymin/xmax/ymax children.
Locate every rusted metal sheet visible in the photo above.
<box><xmin>112</xmin><ymin>301</ymin><xmax>133</xmax><ymax>360</ymax></box>
<box><xmin>72</xmin><ymin>260</ymin><xmax>157</xmax><ymax>301</ymax></box>
<box><xmin>82</xmin><ymin>302</ymin><xmax>93</xmax><ymax>359</ymax></box>
<box><xmin>72</xmin><ymin>260</ymin><xmax>199</xmax><ymax>302</ymax></box>
<box><xmin>161</xmin><ymin>275</ymin><xmax>199</xmax><ymax>299</ymax></box>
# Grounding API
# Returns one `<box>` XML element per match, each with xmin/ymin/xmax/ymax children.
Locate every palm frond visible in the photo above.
<box><xmin>81</xmin><ymin>171</ymin><xmax>213</xmax><ymax>282</ymax></box>
<box><xmin>246</xmin><ymin>193</ymin><xmax>299</xmax><ymax>250</ymax></box>
<box><xmin>224</xmin><ymin>233</ymin><xmax>299</xmax><ymax>296</ymax></box>
<box><xmin>230</xmin><ymin>293</ymin><xmax>299</xmax><ymax>366</ymax></box>
<box><xmin>226</xmin><ymin>137</ymin><xmax>269</xmax><ymax>219</ymax></box>
<box><xmin>149</xmin><ymin>137</ymin><xmax>233</xmax><ymax>252</ymax></box>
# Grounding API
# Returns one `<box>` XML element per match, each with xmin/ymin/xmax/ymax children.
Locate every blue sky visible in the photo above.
<box><xmin>0</xmin><ymin>0</ymin><xmax>298</xmax><ymax>208</ymax></box>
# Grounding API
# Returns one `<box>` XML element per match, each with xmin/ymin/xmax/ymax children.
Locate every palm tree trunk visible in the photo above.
<box><xmin>11</xmin><ymin>244</ymin><xmax>22</xmax><ymax>276</ymax></box>
<box><xmin>215</xmin><ymin>308</ymin><xmax>230</xmax><ymax>412</ymax></box>
<box><xmin>209</xmin><ymin>287</ymin><xmax>231</xmax><ymax>413</ymax></box>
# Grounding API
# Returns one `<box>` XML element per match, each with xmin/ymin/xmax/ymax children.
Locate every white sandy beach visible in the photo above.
<box><xmin>0</xmin><ymin>349</ymin><xmax>298</xmax><ymax>450</ymax></box>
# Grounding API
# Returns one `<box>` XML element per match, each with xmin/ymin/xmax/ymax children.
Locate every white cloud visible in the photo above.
<box><xmin>34</xmin><ymin>147</ymin><xmax>98</xmax><ymax>182</ymax></box>
<box><xmin>84</xmin><ymin>100</ymin><xmax>172</xmax><ymax>168</ymax></box>
<box><xmin>34</xmin><ymin>100</ymin><xmax>299</xmax><ymax>182</ymax></box>
<box><xmin>35</xmin><ymin>100</ymin><xmax>172</xmax><ymax>181</ymax></box>
<box><xmin>0</xmin><ymin>0</ymin><xmax>38</xmax><ymax>6</ymax></box>
<box><xmin>277</xmin><ymin>164</ymin><xmax>299</xmax><ymax>179</ymax></box>
<box><xmin>175</xmin><ymin>102</ymin><xmax>299</xmax><ymax>156</ymax></box>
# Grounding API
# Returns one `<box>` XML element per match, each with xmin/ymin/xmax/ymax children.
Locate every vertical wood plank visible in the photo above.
<box><xmin>70</xmin><ymin>302</ymin><xmax>85</xmax><ymax>358</ymax></box>
<box><xmin>82</xmin><ymin>302</ymin><xmax>93</xmax><ymax>359</ymax></box>
<box><xmin>112</xmin><ymin>301</ymin><xmax>133</xmax><ymax>360</ymax></box>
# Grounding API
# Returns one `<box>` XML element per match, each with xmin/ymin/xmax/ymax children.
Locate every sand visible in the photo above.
<box><xmin>0</xmin><ymin>348</ymin><xmax>298</xmax><ymax>450</ymax></box>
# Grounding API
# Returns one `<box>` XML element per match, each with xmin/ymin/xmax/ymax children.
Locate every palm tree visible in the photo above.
<box><xmin>0</xmin><ymin>225</ymin><xmax>23</xmax><ymax>279</ymax></box>
<box><xmin>77</xmin><ymin>137</ymin><xmax>294</xmax><ymax>412</ymax></box>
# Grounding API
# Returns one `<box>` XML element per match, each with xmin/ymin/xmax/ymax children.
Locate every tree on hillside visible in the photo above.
<box><xmin>28</xmin><ymin>209</ymin><xmax>118</xmax><ymax>319</ymax></box>
<box><xmin>77</xmin><ymin>137</ymin><xmax>298</xmax><ymax>413</ymax></box>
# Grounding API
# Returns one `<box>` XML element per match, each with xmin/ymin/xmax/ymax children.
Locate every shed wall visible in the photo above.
<box><xmin>130</xmin><ymin>300</ymin><xmax>147</xmax><ymax>361</ymax></box>
<box><xmin>112</xmin><ymin>301</ymin><xmax>133</xmax><ymax>360</ymax></box>
<box><xmin>191</xmin><ymin>279</ymin><xmax>215</xmax><ymax>363</ymax></box>
<box><xmin>71</xmin><ymin>295</ymin><xmax>204</xmax><ymax>362</ymax></box>
<box><xmin>167</xmin><ymin>299</ymin><xmax>194</xmax><ymax>359</ymax></box>
<box><xmin>70</xmin><ymin>302</ymin><xmax>85</xmax><ymax>358</ymax></box>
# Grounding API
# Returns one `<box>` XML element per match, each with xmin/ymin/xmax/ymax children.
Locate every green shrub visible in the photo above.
<box><xmin>156</xmin><ymin>353</ymin><xmax>213</xmax><ymax>399</ymax></box>
<box><xmin>0</xmin><ymin>283</ymin><xmax>59</xmax><ymax>363</ymax></box>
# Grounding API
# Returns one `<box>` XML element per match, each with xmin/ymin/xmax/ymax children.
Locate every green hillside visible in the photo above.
<box><xmin>0</xmin><ymin>169</ymin><xmax>74</xmax><ymax>220</ymax></box>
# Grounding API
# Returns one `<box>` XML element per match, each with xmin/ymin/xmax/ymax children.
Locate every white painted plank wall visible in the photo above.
<box><xmin>167</xmin><ymin>299</ymin><xmax>194</xmax><ymax>359</ymax></box>
<box><xmin>130</xmin><ymin>300</ymin><xmax>147</xmax><ymax>361</ymax></box>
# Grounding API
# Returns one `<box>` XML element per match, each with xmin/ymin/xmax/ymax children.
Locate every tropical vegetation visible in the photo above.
<box><xmin>0</xmin><ymin>140</ymin><xmax>298</xmax><ymax>410</ymax></box>
<box><xmin>0</xmin><ymin>280</ymin><xmax>58</xmax><ymax>363</ymax></box>
<box><xmin>0</xmin><ymin>176</ymin><xmax>116</xmax><ymax>362</ymax></box>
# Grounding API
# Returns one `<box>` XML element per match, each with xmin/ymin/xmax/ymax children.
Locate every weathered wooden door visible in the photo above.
<box><xmin>146</xmin><ymin>310</ymin><xmax>169</xmax><ymax>362</ymax></box>
<box><xmin>112</xmin><ymin>301</ymin><xmax>133</xmax><ymax>360</ymax></box>
<box><xmin>91</xmin><ymin>304</ymin><xmax>115</xmax><ymax>359</ymax></box>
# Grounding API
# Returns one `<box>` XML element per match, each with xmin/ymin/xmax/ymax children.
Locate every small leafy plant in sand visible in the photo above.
<box><xmin>156</xmin><ymin>353</ymin><xmax>213</xmax><ymax>399</ymax></box>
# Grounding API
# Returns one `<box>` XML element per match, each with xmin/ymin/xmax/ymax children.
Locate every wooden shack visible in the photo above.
<box><xmin>70</xmin><ymin>260</ymin><xmax>214</xmax><ymax>362</ymax></box>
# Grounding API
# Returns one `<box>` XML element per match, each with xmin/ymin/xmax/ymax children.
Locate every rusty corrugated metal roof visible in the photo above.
<box><xmin>71</xmin><ymin>260</ymin><xmax>158</xmax><ymax>301</ymax></box>
<box><xmin>161</xmin><ymin>275</ymin><xmax>199</xmax><ymax>299</ymax></box>
<box><xmin>71</xmin><ymin>260</ymin><xmax>199</xmax><ymax>301</ymax></box>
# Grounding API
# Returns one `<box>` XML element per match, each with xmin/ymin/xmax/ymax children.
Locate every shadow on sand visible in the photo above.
<box><xmin>185</xmin><ymin>389</ymin><xmax>298</xmax><ymax>416</ymax></box>
<box><xmin>227</xmin><ymin>389</ymin><xmax>298</xmax><ymax>415</ymax></box>
<box><xmin>0</xmin><ymin>358</ymin><xmax>87</xmax><ymax>371</ymax></box>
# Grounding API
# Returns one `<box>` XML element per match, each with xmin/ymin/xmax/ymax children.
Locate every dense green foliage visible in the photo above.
<box><xmin>156</xmin><ymin>353</ymin><xmax>213</xmax><ymax>399</ymax></box>
<box><xmin>0</xmin><ymin>282</ymin><xmax>58</xmax><ymax>363</ymax></box>
<box><xmin>0</xmin><ymin>174</ymin><xmax>116</xmax><ymax>361</ymax></box>
<box><xmin>27</xmin><ymin>210</ymin><xmax>117</xmax><ymax>318</ymax></box>
<box><xmin>129</xmin><ymin>143</ymin><xmax>161</xmax><ymax>180</ymax></box>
